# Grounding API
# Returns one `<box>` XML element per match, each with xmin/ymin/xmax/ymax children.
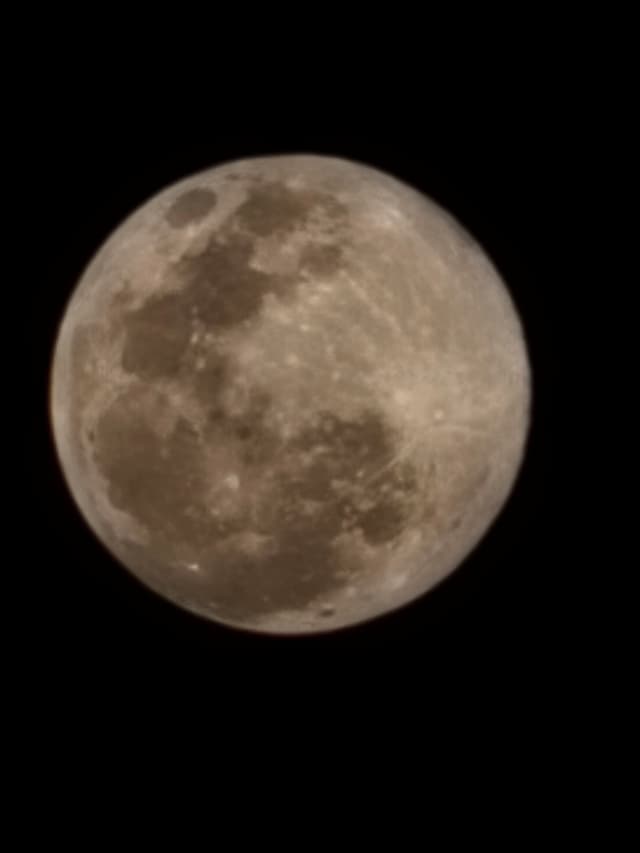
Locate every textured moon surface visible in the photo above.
<box><xmin>50</xmin><ymin>154</ymin><xmax>530</xmax><ymax>634</ymax></box>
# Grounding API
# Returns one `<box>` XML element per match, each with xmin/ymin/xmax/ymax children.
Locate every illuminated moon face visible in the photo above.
<box><xmin>50</xmin><ymin>154</ymin><xmax>531</xmax><ymax>634</ymax></box>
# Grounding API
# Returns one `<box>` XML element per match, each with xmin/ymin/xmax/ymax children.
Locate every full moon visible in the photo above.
<box><xmin>50</xmin><ymin>154</ymin><xmax>530</xmax><ymax>634</ymax></box>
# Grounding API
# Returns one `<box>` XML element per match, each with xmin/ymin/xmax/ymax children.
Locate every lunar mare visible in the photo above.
<box><xmin>50</xmin><ymin>154</ymin><xmax>530</xmax><ymax>634</ymax></box>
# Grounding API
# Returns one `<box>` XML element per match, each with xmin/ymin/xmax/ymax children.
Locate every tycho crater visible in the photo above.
<box><xmin>50</xmin><ymin>154</ymin><xmax>530</xmax><ymax>634</ymax></box>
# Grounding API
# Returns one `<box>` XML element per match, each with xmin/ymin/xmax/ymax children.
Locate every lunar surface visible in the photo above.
<box><xmin>50</xmin><ymin>154</ymin><xmax>530</xmax><ymax>634</ymax></box>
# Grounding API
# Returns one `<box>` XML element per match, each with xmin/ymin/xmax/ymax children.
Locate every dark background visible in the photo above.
<box><xmin>19</xmin><ymin>41</ymin><xmax>555</xmax><ymax>721</ymax></box>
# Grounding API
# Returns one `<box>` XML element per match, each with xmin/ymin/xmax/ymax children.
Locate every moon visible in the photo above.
<box><xmin>50</xmin><ymin>154</ymin><xmax>530</xmax><ymax>634</ymax></box>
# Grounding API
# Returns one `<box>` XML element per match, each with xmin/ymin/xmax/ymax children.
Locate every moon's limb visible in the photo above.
<box><xmin>50</xmin><ymin>154</ymin><xmax>530</xmax><ymax>634</ymax></box>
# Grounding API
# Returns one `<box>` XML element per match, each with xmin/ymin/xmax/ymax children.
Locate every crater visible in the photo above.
<box><xmin>166</xmin><ymin>188</ymin><xmax>217</xmax><ymax>228</ymax></box>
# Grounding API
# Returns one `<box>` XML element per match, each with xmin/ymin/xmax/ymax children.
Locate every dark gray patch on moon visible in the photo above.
<box><xmin>174</xmin><ymin>231</ymin><xmax>296</xmax><ymax>332</ymax></box>
<box><xmin>166</xmin><ymin>188</ymin><xmax>217</xmax><ymax>228</ymax></box>
<box><xmin>234</xmin><ymin>180</ymin><xmax>349</xmax><ymax>237</ymax></box>
<box><xmin>92</xmin><ymin>388</ymin><xmax>226</xmax><ymax>555</ymax></box>
<box><xmin>299</xmin><ymin>242</ymin><xmax>345</xmax><ymax>277</ymax></box>
<box><xmin>220</xmin><ymin>388</ymin><xmax>277</xmax><ymax>468</ymax></box>
<box><xmin>190</xmin><ymin>350</ymin><xmax>232</xmax><ymax>410</ymax></box>
<box><xmin>121</xmin><ymin>292</ymin><xmax>192</xmax><ymax>379</ymax></box>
